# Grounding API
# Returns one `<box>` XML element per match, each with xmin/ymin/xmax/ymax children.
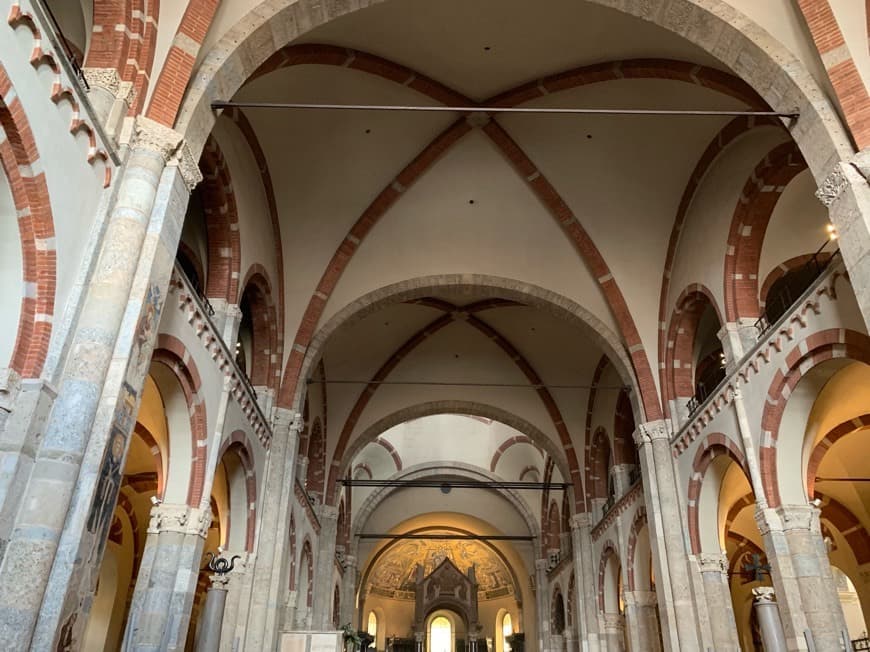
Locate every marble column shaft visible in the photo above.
<box><xmin>217</xmin><ymin>552</ymin><xmax>250</xmax><ymax>652</ymax></box>
<box><xmin>340</xmin><ymin>555</ymin><xmax>357</xmax><ymax>628</ymax></box>
<box><xmin>602</xmin><ymin>612</ymin><xmax>625</xmax><ymax>651</ymax></box>
<box><xmin>535</xmin><ymin>558</ymin><xmax>551</xmax><ymax>652</ymax></box>
<box><xmin>0</xmin><ymin>118</ymin><xmax>200</xmax><ymax>650</ymax></box>
<box><xmin>124</xmin><ymin>503</ymin><xmax>211</xmax><ymax>651</ymax></box>
<box><xmin>311</xmin><ymin>504</ymin><xmax>340</xmax><ymax>629</ymax></box>
<box><xmin>636</xmin><ymin>422</ymin><xmax>701</xmax><ymax>650</ymax></box>
<box><xmin>757</xmin><ymin>504</ymin><xmax>848</xmax><ymax>651</ymax></box>
<box><xmin>570</xmin><ymin>514</ymin><xmax>601</xmax><ymax>652</ymax></box>
<box><xmin>243</xmin><ymin>409</ymin><xmax>301</xmax><ymax>650</ymax></box>
<box><xmin>697</xmin><ymin>552</ymin><xmax>739</xmax><ymax>651</ymax></box>
<box><xmin>195</xmin><ymin>574</ymin><xmax>230</xmax><ymax>652</ymax></box>
<box><xmin>623</xmin><ymin>591</ymin><xmax>661</xmax><ymax>652</ymax></box>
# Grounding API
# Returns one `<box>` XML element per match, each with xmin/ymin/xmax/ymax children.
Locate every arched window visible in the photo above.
<box><xmin>367</xmin><ymin>611</ymin><xmax>377</xmax><ymax>636</ymax></box>
<box><xmin>430</xmin><ymin>616</ymin><xmax>452</xmax><ymax>652</ymax></box>
<box><xmin>502</xmin><ymin>613</ymin><xmax>513</xmax><ymax>652</ymax></box>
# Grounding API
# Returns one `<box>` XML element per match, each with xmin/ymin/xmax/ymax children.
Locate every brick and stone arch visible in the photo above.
<box><xmin>198</xmin><ymin>136</ymin><xmax>241</xmax><ymax>303</ymax></box>
<box><xmin>299</xmin><ymin>538</ymin><xmax>314</xmax><ymax>608</ymax></box>
<box><xmin>723</xmin><ymin>142</ymin><xmax>808</xmax><ymax>322</ymax></box>
<box><xmin>551</xmin><ymin>584</ymin><xmax>566</xmax><ymax>635</ymax></box>
<box><xmin>324</xmin><ymin>294</ymin><xmax>586</xmax><ymax>510</ymax></box>
<box><xmin>150</xmin><ymin>334</ymin><xmax>208</xmax><ymax>507</ymax></box>
<box><xmin>613</xmin><ymin>388</ymin><xmax>638</xmax><ymax>467</ymax></box>
<box><xmin>657</xmin><ymin>116</ymin><xmax>785</xmax><ymax>417</ymax></box>
<box><xmin>132</xmin><ymin>422</ymin><xmax>165</xmax><ymax>499</ymax></box>
<box><xmin>759</xmin><ymin>329</ymin><xmax>870</xmax><ymax>508</ymax></box>
<box><xmin>806</xmin><ymin>413</ymin><xmax>870</xmax><ymax>499</ymax></box>
<box><xmin>216</xmin><ymin>432</ymin><xmax>258</xmax><ymax>552</ymax></box>
<box><xmin>760</xmin><ymin>252</ymin><xmax>835</xmax><ymax>312</ymax></box>
<box><xmin>588</xmin><ymin>427</ymin><xmax>612</xmax><ymax>502</ymax></box>
<box><xmin>490</xmin><ymin>435</ymin><xmax>538</xmax><ymax>472</ymax></box>
<box><xmin>330</xmin><ymin>400</ymin><xmax>574</xmax><ymax>509</ymax></box>
<box><xmin>597</xmin><ymin>541</ymin><xmax>621</xmax><ymax>614</ymax></box>
<box><xmin>686</xmin><ymin>434</ymin><xmax>749</xmax><ymax>554</ymax></box>
<box><xmin>306</xmin><ymin>417</ymin><xmax>325</xmax><ymax>501</ymax></box>
<box><xmin>374</xmin><ymin>438</ymin><xmax>402</xmax><ymax>472</ymax></box>
<box><xmin>664</xmin><ymin>284</ymin><xmax>724</xmax><ymax>408</ymax></box>
<box><xmin>176</xmin><ymin>241</ymin><xmax>205</xmax><ymax>295</ymax></box>
<box><xmin>545</xmin><ymin>500</ymin><xmax>561</xmax><ymax>551</ymax></box>
<box><xmin>815</xmin><ymin>492</ymin><xmax>870</xmax><ymax>566</ymax></box>
<box><xmin>238</xmin><ymin>267</ymin><xmax>278</xmax><ymax>390</ymax></box>
<box><xmin>145</xmin><ymin>0</ymin><xmax>219</xmax><ymax>127</ymax></box>
<box><xmin>87</xmin><ymin>0</ymin><xmax>159</xmax><ymax>114</ymax></box>
<box><xmin>287</xmin><ymin>515</ymin><xmax>297</xmax><ymax>590</ymax></box>
<box><xmin>626</xmin><ymin>507</ymin><xmax>651</xmax><ymax>591</ymax></box>
<box><xmin>0</xmin><ymin>62</ymin><xmax>55</xmax><ymax>378</ymax></box>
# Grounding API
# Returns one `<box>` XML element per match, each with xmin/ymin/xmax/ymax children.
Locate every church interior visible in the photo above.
<box><xmin>0</xmin><ymin>0</ymin><xmax>870</xmax><ymax>650</ymax></box>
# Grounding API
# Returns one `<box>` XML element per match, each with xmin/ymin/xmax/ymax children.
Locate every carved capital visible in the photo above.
<box><xmin>133</xmin><ymin>116</ymin><xmax>202</xmax><ymax>190</ymax></box>
<box><xmin>209</xmin><ymin>572</ymin><xmax>231</xmax><ymax>590</ymax></box>
<box><xmin>815</xmin><ymin>165</ymin><xmax>849</xmax><ymax>207</ymax></box>
<box><xmin>147</xmin><ymin>503</ymin><xmax>211</xmax><ymax>537</ymax></box>
<box><xmin>535</xmin><ymin>558</ymin><xmax>549</xmax><ymax>572</ymax></box>
<box><xmin>752</xmin><ymin>586</ymin><xmax>776</xmax><ymax>603</ymax></box>
<box><xmin>83</xmin><ymin>67</ymin><xmax>136</xmax><ymax>104</ymax></box>
<box><xmin>638</xmin><ymin>420</ymin><xmax>668</xmax><ymax>444</ymax></box>
<box><xmin>697</xmin><ymin>552</ymin><xmax>728</xmax><ymax>575</ymax></box>
<box><xmin>569</xmin><ymin>513</ymin><xmax>591</xmax><ymax>530</ymax></box>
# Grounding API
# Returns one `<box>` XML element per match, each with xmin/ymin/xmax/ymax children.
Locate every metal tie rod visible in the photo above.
<box><xmin>358</xmin><ymin>533</ymin><xmax>534</xmax><ymax>541</ymax></box>
<box><xmin>341</xmin><ymin>479</ymin><xmax>571</xmax><ymax>490</ymax></box>
<box><xmin>306</xmin><ymin>379</ymin><xmax>628</xmax><ymax>390</ymax></box>
<box><xmin>212</xmin><ymin>100</ymin><xmax>798</xmax><ymax>119</ymax></box>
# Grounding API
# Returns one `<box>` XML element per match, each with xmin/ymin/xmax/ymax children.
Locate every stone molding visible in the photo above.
<box><xmin>82</xmin><ymin>67</ymin><xmax>135</xmax><ymax>104</ymax></box>
<box><xmin>133</xmin><ymin>116</ymin><xmax>202</xmax><ymax>190</ymax></box>
<box><xmin>752</xmin><ymin>586</ymin><xmax>776</xmax><ymax>603</ymax></box>
<box><xmin>168</xmin><ymin>269</ymin><xmax>271</xmax><ymax>446</ymax></box>
<box><xmin>591</xmin><ymin>482</ymin><xmax>643</xmax><ymax>542</ymax></box>
<box><xmin>147</xmin><ymin>503</ymin><xmax>211</xmax><ymax>538</ymax></box>
<box><xmin>624</xmin><ymin>590</ymin><xmax>658</xmax><ymax>607</ymax></box>
<box><xmin>816</xmin><ymin>165</ymin><xmax>849</xmax><ymax>207</ymax></box>
<box><xmin>698</xmin><ymin>552</ymin><xmax>728</xmax><ymax>575</ymax></box>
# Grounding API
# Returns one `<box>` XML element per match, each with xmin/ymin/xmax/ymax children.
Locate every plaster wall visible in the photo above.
<box><xmin>212</xmin><ymin>117</ymin><xmax>280</xmax><ymax>301</ymax></box>
<box><xmin>667</xmin><ymin>127</ymin><xmax>788</xmax><ymax>315</ymax></box>
<box><xmin>321</xmin><ymin>129</ymin><xmax>615</xmax><ymax>338</ymax></box>
<box><xmin>758</xmin><ymin>169</ymin><xmax>830</xmax><ymax>291</ymax></box>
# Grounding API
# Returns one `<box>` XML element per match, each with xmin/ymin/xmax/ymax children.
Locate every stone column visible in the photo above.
<box><xmin>635</xmin><ymin>422</ymin><xmax>701</xmax><ymax>650</ymax></box>
<box><xmin>816</xmin><ymin>157</ymin><xmax>870</xmax><ymax>333</ymax></box>
<box><xmin>123</xmin><ymin>503</ymin><xmax>211</xmax><ymax>650</ymax></box>
<box><xmin>340</xmin><ymin>555</ymin><xmax>357</xmax><ymax>628</ymax></box>
<box><xmin>696</xmin><ymin>553</ymin><xmax>739</xmax><ymax>651</ymax></box>
<box><xmin>752</xmin><ymin>587</ymin><xmax>787</xmax><ymax>652</ymax></box>
<box><xmin>756</xmin><ymin>504</ymin><xmax>849</xmax><ymax>651</ymax></box>
<box><xmin>312</xmin><ymin>504</ymin><xmax>340</xmax><ymax>629</ymax></box>
<box><xmin>282</xmin><ymin>590</ymin><xmax>298</xmax><ymax>631</ymax></box>
<box><xmin>0</xmin><ymin>116</ymin><xmax>200</xmax><ymax>650</ymax></box>
<box><xmin>535</xmin><ymin>558</ymin><xmax>551</xmax><ymax>652</ymax></box>
<box><xmin>82</xmin><ymin>68</ymin><xmax>135</xmax><ymax>144</ymax></box>
<box><xmin>244</xmin><ymin>409</ymin><xmax>302</xmax><ymax>650</ymax></box>
<box><xmin>602</xmin><ymin>613</ymin><xmax>625</xmax><ymax>651</ymax></box>
<box><xmin>623</xmin><ymin>591</ymin><xmax>661</xmax><ymax>652</ymax></box>
<box><xmin>195</xmin><ymin>573</ymin><xmax>230</xmax><ymax>652</ymax></box>
<box><xmin>217</xmin><ymin>552</ymin><xmax>250</xmax><ymax>652</ymax></box>
<box><xmin>570</xmin><ymin>513</ymin><xmax>601</xmax><ymax>652</ymax></box>
<box><xmin>414</xmin><ymin>631</ymin><xmax>424</xmax><ymax>652</ymax></box>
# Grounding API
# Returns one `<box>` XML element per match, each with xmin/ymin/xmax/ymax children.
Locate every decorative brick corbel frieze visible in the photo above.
<box><xmin>8</xmin><ymin>3</ymin><xmax>112</xmax><ymax>186</ymax></box>
<box><xmin>168</xmin><ymin>269</ymin><xmax>271</xmax><ymax>447</ymax></box>
<box><xmin>132</xmin><ymin>116</ymin><xmax>202</xmax><ymax>190</ymax></box>
<box><xmin>670</xmin><ymin>262</ymin><xmax>849</xmax><ymax>456</ymax></box>
<box><xmin>591</xmin><ymin>482</ymin><xmax>643</xmax><ymax>542</ymax></box>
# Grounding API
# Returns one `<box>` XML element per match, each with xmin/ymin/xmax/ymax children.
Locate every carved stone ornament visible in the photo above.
<box><xmin>133</xmin><ymin>116</ymin><xmax>203</xmax><ymax>190</ymax></box>
<box><xmin>638</xmin><ymin>421</ymin><xmax>668</xmax><ymax>444</ymax></box>
<box><xmin>147</xmin><ymin>504</ymin><xmax>211</xmax><ymax>537</ymax></box>
<box><xmin>569</xmin><ymin>513</ymin><xmax>591</xmax><ymax>530</ymax></box>
<box><xmin>83</xmin><ymin>67</ymin><xmax>135</xmax><ymax>104</ymax></box>
<box><xmin>698</xmin><ymin>552</ymin><xmax>728</xmax><ymax>575</ymax></box>
<box><xmin>752</xmin><ymin>586</ymin><xmax>776</xmax><ymax>603</ymax></box>
<box><xmin>815</xmin><ymin>165</ymin><xmax>849</xmax><ymax>207</ymax></box>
